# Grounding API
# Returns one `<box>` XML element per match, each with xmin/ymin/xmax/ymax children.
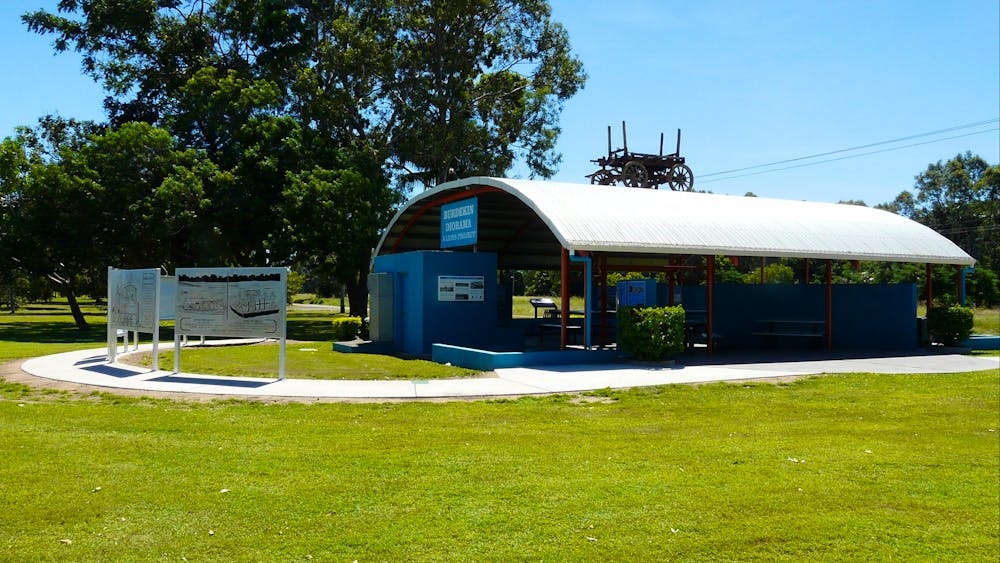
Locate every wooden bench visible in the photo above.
<box><xmin>538</xmin><ymin>323</ymin><xmax>583</xmax><ymax>345</ymax></box>
<box><xmin>752</xmin><ymin>319</ymin><xmax>826</xmax><ymax>346</ymax></box>
<box><xmin>683</xmin><ymin>309</ymin><xmax>724</xmax><ymax>348</ymax></box>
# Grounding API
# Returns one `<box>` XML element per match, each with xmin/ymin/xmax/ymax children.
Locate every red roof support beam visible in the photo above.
<box><xmin>388</xmin><ymin>186</ymin><xmax>503</xmax><ymax>254</ymax></box>
<box><xmin>604</xmin><ymin>264</ymin><xmax>703</xmax><ymax>273</ymax></box>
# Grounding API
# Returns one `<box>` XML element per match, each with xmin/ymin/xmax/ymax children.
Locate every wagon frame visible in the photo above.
<box><xmin>587</xmin><ymin>122</ymin><xmax>694</xmax><ymax>191</ymax></box>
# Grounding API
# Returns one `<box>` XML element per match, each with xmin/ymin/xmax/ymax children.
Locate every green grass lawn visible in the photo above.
<box><xmin>0</xmin><ymin>302</ymin><xmax>111</xmax><ymax>363</ymax></box>
<box><xmin>1</xmin><ymin>299</ymin><xmax>998</xmax><ymax>559</ymax></box>
<box><xmin>129</xmin><ymin>342</ymin><xmax>479</xmax><ymax>380</ymax></box>
<box><xmin>2</xmin><ymin>370</ymin><xmax>997</xmax><ymax>560</ymax></box>
<box><xmin>970</xmin><ymin>306</ymin><xmax>999</xmax><ymax>335</ymax></box>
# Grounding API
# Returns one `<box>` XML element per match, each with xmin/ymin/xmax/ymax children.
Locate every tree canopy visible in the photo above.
<box><xmin>879</xmin><ymin>152</ymin><xmax>999</xmax><ymax>272</ymax></box>
<box><xmin>11</xmin><ymin>0</ymin><xmax>586</xmax><ymax>317</ymax></box>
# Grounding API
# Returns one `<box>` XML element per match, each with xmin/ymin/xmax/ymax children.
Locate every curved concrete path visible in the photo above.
<box><xmin>17</xmin><ymin>343</ymin><xmax>999</xmax><ymax>400</ymax></box>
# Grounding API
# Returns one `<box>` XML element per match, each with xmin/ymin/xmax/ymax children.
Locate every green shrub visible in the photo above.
<box><xmin>618</xmin><ymin>305</ymin><xmax>686</xmax><ymax>361</ymax></box>
<box><xmin>743</xmin><ymin>263</ymin><xmax>796</xmax><ymax>284</ymax></box>
<box><xmin>927</xmin><ymin>305</ymin><xmax>974</xmax><ymax>346</ymax></box>
<box><xmin>286</xmin><ymin>270</ymin><xmax>306</xmax><ymax>303</ymax></box>
<box><xmin>331</xmin><ymin>316</ymin><xmax>363</xmax><ymax>341</ymax></box>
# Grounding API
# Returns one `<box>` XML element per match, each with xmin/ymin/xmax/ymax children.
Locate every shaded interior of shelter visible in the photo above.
<box><xmin>381</xmin><ymin>186</ymin><xmax>568</xmax><ymax>270</ymax></box>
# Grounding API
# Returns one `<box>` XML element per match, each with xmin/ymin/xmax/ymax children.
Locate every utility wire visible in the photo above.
<box><xmin>698</xmin><ymin>127</ymin><xmax>999</xmax><ymax>184</ymax></box>
<box><xmin>699</xmin><ymin>118</ymin><xmax>1000</xmax><ymax>181</ymax></box>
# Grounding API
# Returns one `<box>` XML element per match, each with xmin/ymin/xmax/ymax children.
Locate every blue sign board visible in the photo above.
<box><xmin>440</xmin><ymin>197</ymin><xmax>478</xmax><ymax>248</ymax></box>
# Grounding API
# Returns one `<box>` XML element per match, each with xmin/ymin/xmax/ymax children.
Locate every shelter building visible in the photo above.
<box><xmin>369</xmin><ymin>177</ymin><xmax>975</xmax><ymax>363</ymax></box>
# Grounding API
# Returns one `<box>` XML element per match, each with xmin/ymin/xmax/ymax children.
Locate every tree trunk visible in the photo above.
<box><xmin>346</xmin><ymin>263</ymin><xmax>369</xmax><ymax>319</ymax></box>
<box><xmin>65</xmin><ymin>286</ymin><xmax>89</xmax><ymax>330</ymax></box>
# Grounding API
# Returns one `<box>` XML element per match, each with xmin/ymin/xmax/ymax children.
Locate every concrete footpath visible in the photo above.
<box><xmin>16</xmin><ymin>343</ymin><xmax>999</xmax><ymax>400</ymax></box>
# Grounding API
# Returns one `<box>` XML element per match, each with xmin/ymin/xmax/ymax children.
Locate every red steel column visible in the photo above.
<box><xmin>804</xmin><ymin>258</ymin><xmax>810</xmax><ymax>284</ymax></box>
<box><xmin>707</xmin><ymin>255</ymin><xmax>715</xmax><ymax>354</ymax></box>
<box><xmin>925</xmin><ymin>263</ymin><xmax>933</xmax><ymax>311</ymax></box>
<box><xmin>955</xmin><ymin>265</ymin><xmax>962</xmax><ymax>304</ymax></box>
<box><xmin>668</xmin><ymin>257</ymin><xmax>676</xmax><ymax>306</ymax></box>
<box><xmin>561</xmin><ymin>247</ymin><xmax>570</xmax><ymax>351</ymax></box>
<box><xmin>600</xmin><ymin>254</ymin><xmax>609</xmax><ymax>347</ymax></box>
<box><xmin>826</xmin><ymin>259</ymin><xmax>833</xmax><ymax>352</ymax></box>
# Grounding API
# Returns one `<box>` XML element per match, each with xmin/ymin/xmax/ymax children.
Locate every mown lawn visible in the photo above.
<box><xmin>128</xmin><ymin>342</ymin><xmax>479</xmax><ymax>380</ymax></box>
<box><xmin>2</xmin><ymin>370</ymin><xmax>998</xmax><ymax>561</ymax></box>
<box><xmin>1</xmin><ymin>298</ymin><xmax>998</xmax><ymax>560</ymax></box>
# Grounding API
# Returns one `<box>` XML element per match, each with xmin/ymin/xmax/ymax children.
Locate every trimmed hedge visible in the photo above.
<box><xmin>331</xmin><ymin>316</ymin><xmax>364</xmax><ymax>341</ymax></box>
<box><xmin>618</xmin><ymin>305</ymin><xmax>686</xmax><ymax>361</ymax></box>
<box><xmin>927</xmin><ymin>305</ymin><xmax>974</xmax><ymax>346</ymax></box>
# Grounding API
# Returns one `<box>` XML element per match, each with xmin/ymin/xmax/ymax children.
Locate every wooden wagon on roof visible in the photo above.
<box><xmin>587</xmin><ymin>121</ymin><xmax>694</xmax><ymax>191</ymax></box>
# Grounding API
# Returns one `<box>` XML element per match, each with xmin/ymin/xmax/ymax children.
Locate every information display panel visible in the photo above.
<box><xmin>438</xmin><ymin>275</ymin><xmax>485</xmax><ymax>302</ymax></box>
<box><xmin>174</xmin><ymin>268</ymin><xmax>287</xmax><ymax>338</ymax></box>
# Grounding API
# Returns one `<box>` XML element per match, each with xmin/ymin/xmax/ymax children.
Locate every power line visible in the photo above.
<box><xmin>698</xmin><ymin>127</ymin><xmax>999</xmax><ymax>184</ymax></box>
<box><xmin>699</xmin><ymin>118</ymin><xmax>1000</xmax><ymax>181</ymax></box>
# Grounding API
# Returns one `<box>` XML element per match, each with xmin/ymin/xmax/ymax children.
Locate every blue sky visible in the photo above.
<box><xmin>2</xmin><ymin>0</ymin><xmax>997</xmax><ymax>206</ymax></box>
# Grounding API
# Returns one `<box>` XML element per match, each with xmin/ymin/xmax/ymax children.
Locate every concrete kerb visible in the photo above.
<box><xmin>14</xmin><ymin>343</ymin><xmax>1000</xmax><ymax>401</ymax></box>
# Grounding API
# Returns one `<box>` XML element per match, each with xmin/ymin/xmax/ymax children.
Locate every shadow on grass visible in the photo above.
<box><xmin>0</xmin><ymin>321</ymin><xmax>178</xmax><ymax>344</ymax></box>
<box><xmin>3</xmin><ymin>303</ymin><xmax>337</xmax><ymax>346</ymax></box>
<box><xmin>287</xmin><ymin>318</ymin><xmax>338</xmax><ymax>341</ymax></box>
<box><xmin>0</xmin><ymin>321</ymin><xmax>108</xmax><ymax>344</ymax></box>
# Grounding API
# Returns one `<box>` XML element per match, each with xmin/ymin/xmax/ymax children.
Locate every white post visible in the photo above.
<box><xmin>279</xmin><ymin>335</ymin><xmax>287</xmax><ymax>380</ymax></box>
<box><xmin>152</xmin><ymin>271</ymin><xmax>160</xmax><ymax>372</ymax></box>
<box><xmin>174</xmin><ymin>334</ymin><xmax>181</xmax><ymax>374</ymax></box>
<box><xmin>107</xmin><ymin>266</ymin><xmax>116</xmax><ymax>363</ymax></box>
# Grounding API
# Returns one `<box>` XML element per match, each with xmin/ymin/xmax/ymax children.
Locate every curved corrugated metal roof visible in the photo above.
<box><xmin>374</xmin><ymin>177</ymin><xmax>975</xmax><ymax>267</ymax></box>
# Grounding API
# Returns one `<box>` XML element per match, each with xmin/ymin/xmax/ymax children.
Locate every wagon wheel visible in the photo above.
<box><xmin>666</xmin><ymin>163</ymin><xmax>694</xmax><ymax>191</ymax></box>
<box><xmin>590</xmin><ymin>169</ymin><xmax>615</xmax><ymax>185</ymax></box>
<box><xmin>622</xmin><ymin>161</ymin><xmax>649</xmax><ymax>188</ymax></box>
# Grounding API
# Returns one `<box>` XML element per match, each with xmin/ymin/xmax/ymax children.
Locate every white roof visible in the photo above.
<box><xmin>375</xmin><ymin>177</ymin><xmax>975</xmax><ymax>266</ymax></box>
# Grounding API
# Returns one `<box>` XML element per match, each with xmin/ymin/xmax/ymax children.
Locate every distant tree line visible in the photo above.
<box><xmin>0</xmin><ymin>0</ymin><xmax>586</xmax><ymax>327</ymax></box>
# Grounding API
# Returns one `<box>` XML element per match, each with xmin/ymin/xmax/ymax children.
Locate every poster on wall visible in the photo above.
<box><xmin>174</xmin><ymin>267</ymin><xmax>287</xmax><ymax>338</ymax></box>
<box><xmin>108</xmin><ymin>267</ymin><xmax>159</xmax><ymax>332</ymax></box>
<box><xmin>438</xmin><ymin>276</ymin><xmax>485</xmax><ymax>302</ymax></box>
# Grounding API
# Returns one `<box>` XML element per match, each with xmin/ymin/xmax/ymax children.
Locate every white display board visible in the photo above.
<box><xmin>174</xmin><ymin>268</ymin><xmax>286</xmax><ymax>338</ymax></box>
<box><xmin>159</xmin><ymin>275</ymin><xmax>177</xmax><ymax>320</ymax></box>
<box><xmin>109</xmin><ymin>267</ymin><xmax>159</xmax><ymax>332</ymax></box>
<box><xmin>173</xmin><ymin>267</ymin><xmax>287</xmax><ymax>379</ymax></box>
<box><xmin>438</xmin><ymin>276</ymin><xmax>485</xmax><ymax>301</ymax></box>
<box><xmin>106</xmin><ymin>267</ymin><xmax>161</xmax><ymax>369</ymax></box>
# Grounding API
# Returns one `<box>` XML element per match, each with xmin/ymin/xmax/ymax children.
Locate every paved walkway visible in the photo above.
<box><xmin>17</xmin><ymin>343</ymin><xmax>999</xmax><ymax>400</ymax></box>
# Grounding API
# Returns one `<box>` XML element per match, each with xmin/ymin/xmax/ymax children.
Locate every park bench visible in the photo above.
<box><xmin>537</xmin><ymin>322</ymin><xmax>583</xmax><ymax>345</ymax></box>
<box><xmin>752</xmin><ymin>319</ymin><xmax>826</xmax><ymax>346</ymax></box>
<box><xmin>683</xmin><ymin>309</ymin><xmax>723</xmax><ymax>348</ymax></box>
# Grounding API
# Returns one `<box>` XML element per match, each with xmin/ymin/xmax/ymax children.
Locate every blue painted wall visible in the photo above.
<box><xmin>373</xmin><ymin>251</ymin><xmax>502</xmax><ymax>355</ymax></box>
<box><xmin>681</xmin><ymin>283</ymin><xmax>917</xmax><ymax>349</ymax></box>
